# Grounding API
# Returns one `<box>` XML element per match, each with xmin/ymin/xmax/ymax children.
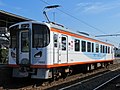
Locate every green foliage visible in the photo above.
<box><xmin>0</xmin><ymin>49</ymin><xmax>8</xmax><ymax>64</ymax></box>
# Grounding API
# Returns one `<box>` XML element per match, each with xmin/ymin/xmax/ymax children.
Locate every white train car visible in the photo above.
<box><xmin>8</xmin><ymin>21</ymin><xmax>115</xmax><ymax>79</ymax></box>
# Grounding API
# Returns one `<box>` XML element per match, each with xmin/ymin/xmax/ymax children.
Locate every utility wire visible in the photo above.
<box><xmin>40</xmin><ymin>0</ymin><xmax>106</xmax><ymax>34</ymax></box>
<box><xmin>95</xmin><ymin>34</ymin><xmax>120</xmax><ymax>37</ymax></box>
<box><xmin>40</xmin><ymin>0</ymin><xmax>119</xmax><ymax>46</ymax></box>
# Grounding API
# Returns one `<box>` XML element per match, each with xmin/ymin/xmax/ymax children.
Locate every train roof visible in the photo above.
<box><xmin>49</xmin><ymin>22</ymin><xmax>113</xmax><ymax>46</ymax></box>
<box><xmin>9</xmin><ymin>21</ymin><xmax>114</xmax><ymax>46</ymax></box>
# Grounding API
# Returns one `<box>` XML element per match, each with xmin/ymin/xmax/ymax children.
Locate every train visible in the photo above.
<box><xmin>8</xmin><ymin>21</ymin><xmax>115</xmax><ymax>79</ymax></box>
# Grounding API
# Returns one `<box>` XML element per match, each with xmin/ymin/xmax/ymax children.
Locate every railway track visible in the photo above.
<box><xmin>1</xmin><ymin>62</ymin><xmax>120</xmax><ymax>90</ymax></box>
<box><xmin>58</xmin><ymin>67</ymin><xmax>120</xmax><ymax>90</ymax></box>
<box><xmin>93</xmin><ymin>73</ymin><xmax>120</xmax><ymax>90</ymax></box>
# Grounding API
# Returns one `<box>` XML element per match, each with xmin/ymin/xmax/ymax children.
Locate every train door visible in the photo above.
<box><xmin>59</xmin><ymin>35</ymin><xmax>68</xmax><ymax>63</ymax></box>
<box><xmin>17</xmin><ymin>30</ymin><xmax>30</xmax><ymax>65</ymax></box>
<box><xmin>53</xmin><ymin>33</ymin><xmax>59</xmax><ymax>64</ymax></box>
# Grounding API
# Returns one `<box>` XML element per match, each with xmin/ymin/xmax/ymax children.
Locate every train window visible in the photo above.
<box><xmin>87</xmin><ymin>42</ymin><xmax>91</xmax><ymax>52</ymax></box>
<box><xmin>103</xmin><ymin>45</ymin><xmax>105</xmax><ymax>53</ymax></box>
<box><xmin>21</xmin><ymin>32</ymin><xmax>29</xmax><ymax>52</ymax></box>
<box><xmin>61</xmin><ymin>36</ymin><xmax>66</xmax><ymax>50</ymax></box>
<box><xmin>81</xmin><ymin>41</ymin><xmax>86</xmax><ymax>52</ymax></box>
<box><xmin>75</xmin><ymin>39</ymin><xmax>80</xmax><ymax>51</ymax></box>
<box><xmin>32</xmin><ymin>24</ymin><xmax>50</xmax><ymax>48</ymax></box>
<box><xmin>96</xmin><ymin>44</ymin><xmax>99</xmax><ymax>53</ymax></box>
<box><xmin>100</xmin><ymin>45</ymin><xmax>103</xmax><ymax>53</ymax></box>
<box><xmin>54</xmin><ymin>34</ymin><xmax>58</xmax><ymax>47</ymax></box>
<box><xmin>9</xmin><ymin>25</ymin><xmax>19</xmax><ymax>48</ymax></box>
<box><xmin>111</xmin><ymin>47</ymin><xmax>113</xmax><ymax>54</ymax></box>
<box><xmin>92</xmin><ymin>43</ymin><xmax>94</xmax><ymax>52</ymax></box>
<box><xmin>108</xmin><ymin>47</ymin><xmax>110</xmax><ymax>53</ymax></box>
<box><xmin>106</xmin><ymin>46</ymin><xmax>108</xmax><ymax>53</ymax></box>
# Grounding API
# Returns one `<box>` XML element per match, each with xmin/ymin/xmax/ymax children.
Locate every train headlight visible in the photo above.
<box><xmin>21</xmin><ymin>58</ymin><xmax>29</xmax><ymax>65</ymax></box>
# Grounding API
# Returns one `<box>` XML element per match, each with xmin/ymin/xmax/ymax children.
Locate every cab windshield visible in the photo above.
<box><xmin>9</xmin><ymin>25</ymin><xmax>19</xmax><ymax>48</ymax></box>
<box><xmin>32</xmin><ymin>24</ymin><xmax>50</xmax><ymax>48</ymax></box>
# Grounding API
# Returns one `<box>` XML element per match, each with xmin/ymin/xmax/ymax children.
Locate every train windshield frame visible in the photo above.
<box><xmin>32</xmin><ymin>24</ymin><xmax>50</xmax><ymax>48</ymax></box>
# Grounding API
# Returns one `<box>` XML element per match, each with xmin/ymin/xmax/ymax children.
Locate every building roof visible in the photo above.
<box><xmin>0</xmin><ymin>10</ymin><xmax>33</xmax><ymax>48</ymax></box>
<box><xmin>0</xmin><ymin>10</ymin><xmax>33</xmax><ymax>27</ymax></box>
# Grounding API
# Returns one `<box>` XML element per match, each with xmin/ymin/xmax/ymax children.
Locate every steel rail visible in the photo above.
<box><xmin>93</xmin><ymin>73</ymin><xmax>120</xmax><ymax>90</ymax></box>
<box><xmin>59</xmin><ymin>67</ymin><xmax>120</xmax><ymax>90</ymax></box>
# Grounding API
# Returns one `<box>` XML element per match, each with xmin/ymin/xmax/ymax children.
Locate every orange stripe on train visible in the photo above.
<box><xmin>8</xmin><ymin>60</ymin><xmax>113</xmax><ymax>68</ymax></box>
<box><xmin>51</xmin><ymin>28</ymin><xmax>113</xmax><ymax>46</ymax></box>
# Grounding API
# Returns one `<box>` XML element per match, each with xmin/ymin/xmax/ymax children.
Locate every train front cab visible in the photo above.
<box><xmin>9</xmin><ymin>22</ymin><xmax>55</xmax><ymax>79</ymax></box>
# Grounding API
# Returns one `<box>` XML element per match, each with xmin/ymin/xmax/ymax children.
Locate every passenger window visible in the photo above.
<box><xmin>92</xmin><ymin>43</ymin><xmax>94</xmax><ymax>52</ymax></box>
<box><xmin>54</xmin><ymin>34</ymin><xmax>58</xmax><ymax>47</ymax></box>
<box><xmin>87</xmin><ymin>42</ymin><xmax>91</xmax><ymax>52</ymax></box>
<box><xmin>108</xmin><ymin>47</ymin><xmax>110</xmax><ymax>53</ymax></box>
<box><xmin>75</xmin><ymin>39</ymin><xmax>80</xmax><ymax>51</ymax></box>
<box><xmin>62</xmin><ymin>36</ymin><xmax>66</xmax><ymax>50</ymax></box>
<box><xmin>81</xmin><ymin>41</ymin><xmax>86</xmax><ymax>52</ymax></box>
<box><xmin>96</xmin><ymin>44</ymin><xmax>99</xmax><ymax>53</ymax></box>
<box><xmin>103</xmin><ymin>46</ymin><xmax>105</xmax><ymax>53</ymax></box>
<box><xmin>100</xmin><ymin>45</ymin><xmax>103</xmax><ymax>53</ymax></box>
<box><xmin>111</xmin><ymin>47</ymin><xmax>113</xmax><ymax>54</ymax></box>
<box><xmin>106</xmin><ymin>46</ymin><xmax>108</xmax><ymax>53</ymax></box>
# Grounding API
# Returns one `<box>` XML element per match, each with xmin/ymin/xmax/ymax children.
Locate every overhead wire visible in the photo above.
<box><xmin>40</xmin><ymin>0</ymin><xmax>119</xmax><ymax>46</ymax></box>
<box><xmin>40</xmin><ymin>0</ymin><xmax>106</xmax><ymax>34</ymax></box>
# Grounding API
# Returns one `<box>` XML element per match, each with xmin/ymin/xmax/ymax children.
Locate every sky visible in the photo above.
<box><xmin>1</xmin><ymin>0</ymin><xmax>120</xmax><ymax>47</ymax></box>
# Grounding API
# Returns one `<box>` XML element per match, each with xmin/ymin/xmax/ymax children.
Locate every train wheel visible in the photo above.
<box><xmin>52</xmin><ymin>68</ymin><xmax>61</xmax><ymax>81</ymax></box>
